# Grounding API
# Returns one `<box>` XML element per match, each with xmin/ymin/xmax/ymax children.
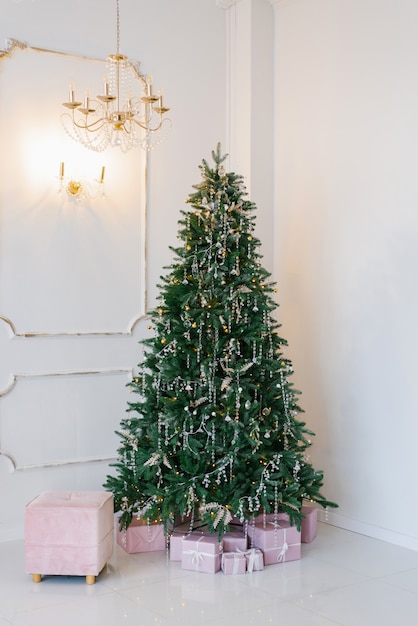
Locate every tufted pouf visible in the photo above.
<box><xmin>25</xmin><ymin>491</ymin><xmax>114</xmax><ymax>584</ymax></box>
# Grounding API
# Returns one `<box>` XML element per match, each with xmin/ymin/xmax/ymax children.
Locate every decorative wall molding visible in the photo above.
<box><xmin>3</xmin><ymin>453</ymin><xmax>119</xmax><ymax>473</ymax></box>
<box><xmin>0</xmin><ymin>368</ymin><xmax>132</xmax><ymax>470</ymax></box>
<box><xmin>217</xmin><ymin>0</ymin><xmax>295</xmax><ymax>10</ymax></box>
<box><xmin>216</xmin><ymin>0</ymin><xmax>239</xmax><ymax>9</ymax></box>
<box><xmin>221</xmin><ymin>0</ymin><xmax>274</xmax><ymax>215</ymax></box>
<box><xmin>0</xmin><ymin>42</ymin><xmax>147</xmax><ymax>338</ymax></box>
<box><xmin>0</xmin><ymin>367</ymin><xmax>132</xmax><ymax>398</ymax></box>
<box><xmin>0</xmin><ymin>313</ymin><xmax>147</xmax><ymax>339</ymax></box>
<box><xmin>0</xmin><ymin>37</ymin><xmax>108</xmax><ymax>66</ymax></box>
<box><xmin>0</xmin><ymin>316</ymin><xmax>15</xmax><ymax>338</ymax></box>
<box><xmin>268</xmin><ymin>0</ymin><xmax>303</xmax><ymax>8</ymax></box>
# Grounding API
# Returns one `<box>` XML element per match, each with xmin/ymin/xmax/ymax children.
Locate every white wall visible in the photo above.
<box><xmin>273</xmin><ymin>0</ymin><xmax>418</xmax><ymax>550</ymax></box>
<box><xmin>4</xmin><ymin>0</ymin><xmax>415</xmax><ymax>553</ymax></box>
<box><xmin>223</xmin><ymin>0</ymin><xmax>275</xmax><ymax>271</ymax></box>
<box><xmin>0</xmin><ymin>0</ymin><xmax>227</xmax><ymax>541</ymax></box>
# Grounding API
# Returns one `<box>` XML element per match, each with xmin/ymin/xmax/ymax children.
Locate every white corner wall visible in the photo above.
<box><xmin>222</xmin><ymin>0</ymin><xmax>275</xmax><ymax>272</ymax></box>
<box><xmin>4</xmin><ymin>0</ymin><xmax>416</xmax><ymax>553</ymax></box>
<box><xmin>273</xmin><ymin>0</ymin><xmax>418</xmax><ymax>550</ymax></box>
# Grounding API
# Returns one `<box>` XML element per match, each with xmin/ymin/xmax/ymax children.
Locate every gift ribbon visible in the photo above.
<box><xmin>275</xmin><ymin>527</ymin><xmax>300</xmax><ymax>562</ymax></box>
<box><xmin>268</xmin><ymin>520</ymin><xmax>288</xmax><ymax>529</ymax></box>
<box><xmin>263</xmin><ymin>540</ymin><xmax>301</xmax><ymax>563</ymax></box>
<box><xmin>268</xmin><ymin>523</ymin><xmax>299</xmax><ymax>562</ymax></box>
<box><xmin>265</xmin><ymin>527</ymin><xmax>298</xmax><ymax>562</ymax></box>
<box><xmin>248</xmin><ymin>519</ymin><xmax>287</xmax><ymax>545</ymax></box>
<box><xmin>277</xmin><ymin>538</ymin><xmax>289</xmax><ymax>562</ymax></box>
<box><xmin>221</xmin><ymin>552</ymin><xmax>242</xmax><ymax>574</ymax></box>
<box><xmin>184</xmin><ymin>549</ymin><xmax>218</xmax><ymax>567</ymax></box>
<box><xmin>183</xmin><ymin>536</ymin><xmax>222</xmax><ymax>570</ymax></box>
<box><xmin>251</xmin><ymin>524</ymin><xmax>300</xmax><ymax>563</ymax></box>
<box><xmin>237</xmin><ymin>547</ymin><xmax>263</xmax><ymax>573</ymax></box>
<box><xmin>246</xmin><ymin>548</ymin><xmax>259</xmax><ymax>573</ymax></box>
<box><xmin>277</xmin><ymin>526</ymin><xmax>288</xmax><ymax>561</ymax></box>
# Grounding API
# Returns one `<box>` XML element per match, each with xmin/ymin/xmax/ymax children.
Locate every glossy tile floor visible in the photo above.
<box><xmin>2</xmin><ymin>522</ymin><xmax>418</xmax><ymax>625</ymax></box>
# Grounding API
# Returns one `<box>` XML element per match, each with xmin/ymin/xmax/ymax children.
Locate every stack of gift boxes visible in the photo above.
<box><xmin>116</xmin><ymin>505</ymin><xmax>318</xmax><ymax>575</ymax></box>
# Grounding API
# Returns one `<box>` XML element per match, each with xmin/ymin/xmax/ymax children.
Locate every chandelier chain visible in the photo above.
<box><xmin>116</xmin><ymin>0</ymin><xmax>120</xmax><ymax>55</ymax></box>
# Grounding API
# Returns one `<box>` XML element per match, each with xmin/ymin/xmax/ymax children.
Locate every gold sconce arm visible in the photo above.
<box><xmin>58</xmin><ymin>162</ymin><xmax>105</xmax><ymax>200</ymax></box>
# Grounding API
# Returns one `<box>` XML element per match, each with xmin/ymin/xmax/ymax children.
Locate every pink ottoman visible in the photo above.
<box><xmin>25</xmin><ymin>491</ymin><xmax>114</xmax><ymax>584</ymax></box>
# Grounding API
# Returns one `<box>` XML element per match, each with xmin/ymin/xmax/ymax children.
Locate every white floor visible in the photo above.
<box><xmin>2</xmin><ymin>522</ymin><xmax>418</xmax><ymax>625</ymax></box>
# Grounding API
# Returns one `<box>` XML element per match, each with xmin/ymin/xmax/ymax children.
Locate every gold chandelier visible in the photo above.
<box><xmin>61</xmin><ymin>0</ymin><xmax>170</xmax><ymax>153</ymax></box>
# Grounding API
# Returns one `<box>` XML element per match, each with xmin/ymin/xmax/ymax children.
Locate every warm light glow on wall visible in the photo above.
<box><xmin>20</xmin><ymin>129</ymin><xmax>108</xmax><ymax>200</ymax></box>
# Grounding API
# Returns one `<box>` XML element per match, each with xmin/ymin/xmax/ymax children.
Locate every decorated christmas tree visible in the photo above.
<box><xmin>104</xmin><ymin>144</ymin><xmax>337</xmax><ymax>538</ymax></box>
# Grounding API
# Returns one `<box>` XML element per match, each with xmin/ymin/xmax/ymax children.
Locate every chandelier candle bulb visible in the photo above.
<box><xmin>100</xmin><ymin>166</ymin><xmax>105</xmax><ymax>184</ymax></box>
<box><xmin>69</xmin><ymin>83</ymin><xmax>75</xmax><ymax>103</ymax></box>
<box><xmin>154</xmin><ymin>94</ymin><xmax>169</xmax><ymax>115</ymax></box>
<box><xmin>59</xmin><ymin>162</ymin><xmax>64</xmax><ymax>179</ymax></box>
<box><xmin>103</xmin><ymin>77</ymin><xmax>109</xmax><ymax>96</ymax></box>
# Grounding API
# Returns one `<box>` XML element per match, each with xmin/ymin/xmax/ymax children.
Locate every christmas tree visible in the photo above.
<box><xmin>104</xmin><ymin>144</ymin><xmax>337</xmax><ymax>538</ymax></box>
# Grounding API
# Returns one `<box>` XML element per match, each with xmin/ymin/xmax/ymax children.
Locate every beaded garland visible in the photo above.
<box><xmin>105</xmin><ymin>145</ymin><xmax>337</xmax><ymax>537</ymax></box>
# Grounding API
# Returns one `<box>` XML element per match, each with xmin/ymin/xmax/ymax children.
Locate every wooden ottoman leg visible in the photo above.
<box><xmin>32</xmin><ymin>574</ymin><xmax>42</xmax><ymax>583</ymax></box>
<box><xmin>86</xmin><ymin>575</ymin><xmax>95</xmax><ymax>585</ymax></box>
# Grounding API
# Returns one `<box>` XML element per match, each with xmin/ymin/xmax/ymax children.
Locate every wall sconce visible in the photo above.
<box><xmin>58</xmin><ymin>162</ymin><xmax>105</xmax><ymax>200</ymax></box>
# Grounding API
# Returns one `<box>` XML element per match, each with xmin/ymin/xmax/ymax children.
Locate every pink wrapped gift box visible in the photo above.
<box><xmin>301</xmin><ymin>505</ymin><xmax>317</xmax><ymax>543</ymax></box>
<box><xmin>117</xmin><ymin>516</ymin><xmax>166</xmax><ymax>553</ymax></box>
<box><xmin>169</xmin><ymin>530</ymin><xmax>187</xmax><ymax>561</ymax></box>
<box><xmin>243</xmin><ymin>547</ymin><xmax>264</xmax><ymax>572</ymax></box>
<box><xmin>222</xmin><ymin>531</ymin><xmax>248</xmax><ymax>553</ymax></box>
<box><xmin>169</xmin><ymin>529</ymin><xmax>206</xmax><ymax>561</ymax></box>
<box><xmin>253</xmin><ymin>512</ymin><xmax>290</xmax><ymax>526</ymax></box>
<box><xmin>249</xmin><ymin>521</ymin><xmax>301</xmax><ymax>565</ymax></box>
<box><xmin>181</xmin><ymin>534</ymin><xmax>223</xmax><ymax>573</ymax></box>
<box><xmin>221</xmin><ymin>552</ymin><xmax>246</xmax><ymax>575</ymax></box>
